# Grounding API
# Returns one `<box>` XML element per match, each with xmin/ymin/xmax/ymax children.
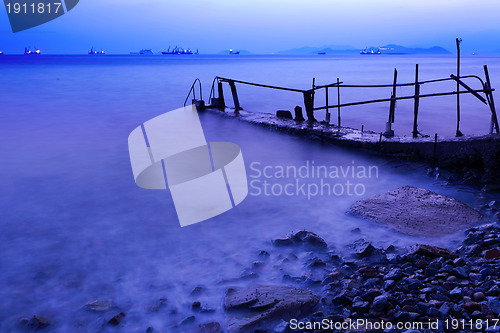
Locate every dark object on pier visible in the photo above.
<box><xmin>276</xmin><ymin>110</ymin><xmax>292</xmax><ymax>119</ymax></box>
<box><xmin>294</xmin><ymin>106</ymin><xmax>305</xmax><ymax>121</ymax></box>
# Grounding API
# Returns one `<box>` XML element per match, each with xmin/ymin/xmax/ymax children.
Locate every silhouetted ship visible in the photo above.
<box><xmin>0</xmin><ymin>51</ymin><xmax>3</xmax><ymax>55</ymax></box>
<box><xmin>229</xmin><ymin>49</ymin><xmax>240</xmax><ymax>55</ymax></box>
<box><xmin>360</xmin><ymin>47</ymin><xmax>381</xmax><ymax>55</ymax></box>
<box><xmin>162</xmin><ymin>46</ymin><xmax>195</xmax><ymax>55</ymax></box>
<box><xmin>88</xmin><ymin>47</ymin><xmax>105</xmax><ymax>55</ymax></box>
<box><xmin>24</xmin><ymin>47</ymin><xmax>40</xmax><ymax>55</ymax></box>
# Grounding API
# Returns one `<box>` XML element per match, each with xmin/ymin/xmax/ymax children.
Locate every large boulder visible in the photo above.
<box><xmin>224</xmin><ymin>285</ymin><xmax>319</xmax><ymax>333</ymax></box>
<box><xmin>349</xmin><ymin>186</ymin><xmax>484</xmax><ymax>237</ymax></box>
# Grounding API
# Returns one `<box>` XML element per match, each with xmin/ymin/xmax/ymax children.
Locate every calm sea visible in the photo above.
<box><xmin>0</xmin><ymin>54</ymin><xmax>498</xmax><ymax>332</ymax></box>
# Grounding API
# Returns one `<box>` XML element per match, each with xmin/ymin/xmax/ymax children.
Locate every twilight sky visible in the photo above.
<box><xmin>1</xmin><ymin>0</ymin><xmax>500</xmax><ymax>54</ymax></box>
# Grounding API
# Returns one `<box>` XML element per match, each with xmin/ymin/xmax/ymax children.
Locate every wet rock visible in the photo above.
<box><xmin>272</xmin><ymin>231</ymin><xmax>327</xmax><ymax>248</ymax></box>
<box><xmin>108</xmin><ymin>312</ymin><xmax>126</xmax><ymax>326</ymax></box>
<box><xmin>180</xmin><ymin>316</ymin><xmax>196</xmax><ymax>326</ymax></box>
<box><xmin>351</xmin><ymin>227</ymin><xmax>361</xmax><ymax>234</ymax></box>
<box><xmin>486</xmin><ymin>285</ymin><xmax>500</xmax><ymax>296</ymax></box>
<box><xmin>197</xmin><ymin>321</ymin><xmax>221</xmax><ymax>333</ymax></box>
<box><xmin>372</xmin><ymin>295</ymin><xmax>388</xmax><ymax>312</ymax></box>
<box><xmin>384</xmin><ymin>268</ymin><xmax>403</xmax><ymax>281</ymax></box>
<box><xmin>85</xmin><ymin>299</ymin><xmax>113</xmax><ymax>312</ymax></box>
<box><xmin>393</xmin><ymin>311</ymin><xmax>412</xmax><ymax>322</ymax></box>
<box><xmin>258</xmin><ymin>250</ymin><xmax>270</xmax><ymax>258</ymax></box>
<box><xmin>20</xmin><ymin>316</ymin><xmax>51</xmax><ymax>330</ymax></box>
<box><xmin>351</xmin><ymin>300</ymin><xmax>369</xmax><ymax>314</ymax></box>
<box><xmin>349</xmin><ymin>186</ymin><xmax>484</xmax><ymax>237</ymax></box>
<box><xmin>405</xmin><ymin>278</ymin><xmax>422</xmax><ymax>292</ymax></box>
<box><xmin>273</xmin><ymin>320</ymin><xmax>288</xmax><ymax>333</ymax></box>
<box><xmin>309</xmin><ymin>259</ymin><xmax>326</xmax><ymax>267</ymax></box>
<box><xmin>409</xmin><ymin>244</ymin><xmax>459</xmax><ymax>260</ymax></box>
<box><xmin>360</xmin><ymin>289</ymin><xmax>381</xmax><ymax>301</ymax></box>
<box><xmin>224</xmin><ymin>285</ymin><xmax>319</xmax><ymax>333</ymax></box>
<box><xmin>485</xmin><ymin>248</ymin><xmax>500</xmax><ymax>259</ymax></box>
<box><xmin>449</xmin><ymin>287</ymin><xmax>463</xmax><ymax>301</ymax></box>
<box><xmin>489</xmin><ymin>299</ymin><xmax>500</xmax><ymax>315</ymax></box>
<box><xmin>453</xmin><ymin>257</ymin><xmax>466</xmax><ymax>266</ymax></box>
<box><xmin>425</xmin><ymin>267</ymin><xmax>439</xmax><ymax>277</ymax></box>
<box><xmin>439</xmin><ymin>302</ymin><xmax>451</xmax><ymax>315</ymax></box>
<box><xmin>473</xmin><ymin>292</ymin><xmax>485</xmax><ymax>302</ymax></box>
<box><xmin>358</xmin><ymin>265</ymin><xmax>379</xmax><ymax>278</ymax></box>
<box><xmin>427</xmin><ymin>307</ymin><xmax>441</xmax><ymax>316</ymax></box>
<box><xmin>414</xmin><ymin>302</ymin><xmax>430</xmax><ymax>315</ymax></box>
<box><xmin>452</xmin><ymin>266</ymin><xmax>468</xmax><ymax>279</ymax></box>
<box><xmin>272</xmin><ymin>237</ymin><xmax>294</xmax><ymax>247</ymax></box>
<box><xmin>464</xmin><ymin>301</ymin><xmax>482</xmax><ymax>313</ymax></box>
<box><xmin>191</xmin><ymin>286</ymin><xmax>206</xmax><ymax>296</ymax></box>
<box><xmin>146</xmin><ymin>297</ymin><xmax>168</xmax><ymax>312</ymax></box>
<box><xmin>350</xmin><ymin>240</ymin><xmax>376</xmax><ymax>257</ymax></box>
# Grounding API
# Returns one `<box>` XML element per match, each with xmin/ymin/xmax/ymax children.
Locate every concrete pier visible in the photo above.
<box><xmin>205</xmin><ymin>107</ymin><xmax>500</xmax><ymax>184</ymax></box>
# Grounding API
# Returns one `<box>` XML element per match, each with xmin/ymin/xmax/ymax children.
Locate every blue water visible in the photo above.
<box><xmin>0</xmin><ymin>55</ymin><xmax>498</xmax><ymax>332</ymax></box>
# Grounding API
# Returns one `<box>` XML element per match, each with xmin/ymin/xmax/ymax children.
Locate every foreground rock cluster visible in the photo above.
<box><xmin>256</xmin><ymin>225</ymin><xmax>500</xmax><ymax>333</ymax></box>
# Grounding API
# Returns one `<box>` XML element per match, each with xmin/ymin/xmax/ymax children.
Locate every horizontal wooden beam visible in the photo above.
<box><xmin>313</xmin><ymin>88</ymin><xmax>492</xmax><ymax>111</ymax></box>
<box><xmin>218</xmin><ymin>77</ymin><xmax>306</xmax><ymax>93</ymax></box>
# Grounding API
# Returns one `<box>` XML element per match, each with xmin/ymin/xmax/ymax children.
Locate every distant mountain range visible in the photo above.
<box><xmin>276</xmin><ymin>44</ymin><xmax>451</xmax><ymax>55</ymax></box>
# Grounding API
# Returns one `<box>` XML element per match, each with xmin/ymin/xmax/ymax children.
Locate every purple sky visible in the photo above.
<box><xmin>1</xmin><ymin>0</ymin><xmax>500</xmax><ymax>54</ymax></box>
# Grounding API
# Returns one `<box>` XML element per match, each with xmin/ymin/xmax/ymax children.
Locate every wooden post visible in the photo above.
<box><xmin>312</xmin><ymin>77</ymin><xmax>315</xmax><ymax>109</ymax></box>
<box><xmin>378</xmin><ymin>132</ymin><xmax>383</xmax><ymax>153</ymax></box>
<box><xmin>433</xmin><ymin>133</ymin><xmax>438</xmax><ymax>166</ymax></box>
<box><xmin>337</xmin><ymin>78</ymin><xmax>341</xmax><ymax>127</ymax></box>
<box><xmin>303</xmin><ymin>91</ymin><xmax>315</xmax><ymax>122</ymax></box>
<box><xmin>484</xmin><ymin>65</ymin><xmax>500</xmax><ymax>134</ymax></box>
<box><xmin>217</xmin><ymin>81</ymin><xmax>225</xmax><ymax>111</ymax></box>
<box><xmin>228</xmin><ymin>80</ymin><xmax>242</xmax><ymax>111</ymax></box>
<box><xmin>413</xmin><ymin>64</ymin><xmax>420</xmax><ymax>137</ymax></box>
<box><xmin>456</xmin><ymin>38</ymin><xmax>463</xmax><ymax>136</ymax></box>
<box><xmin>384</xmin><ymin>68</ymin><xmax>397</xmax><ymax>137</ymax></box>
<box><xmin>325</xmin><ymin>87</ymin><xmax>331</xmax><ymax>123</ymax></box>
<box><xmin>390</xmin><ymin>68</ymin><xmax>397</xmax><ymax>123</ymax></box>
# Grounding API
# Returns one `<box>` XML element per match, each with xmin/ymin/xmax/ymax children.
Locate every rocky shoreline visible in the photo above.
<box><xmin>221</xmin><ymin>224</ymin><xmax>500</xmax><ymax>333</ymax></box>
<box><xmin>19</xmin><ymin>222</ymin><xmax>500</xmax><ymax>333</ymax></box>
<box><xmin>18</xmin><ymin>193</ymin><xmax>500</xmax><ymax>333</ymax></box>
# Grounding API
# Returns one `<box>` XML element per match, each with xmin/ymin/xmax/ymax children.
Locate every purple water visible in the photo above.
<box><xmin>0</xmin><ymin>55</ymin><xmax>498</xmax><ymax>332</ymax></box>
